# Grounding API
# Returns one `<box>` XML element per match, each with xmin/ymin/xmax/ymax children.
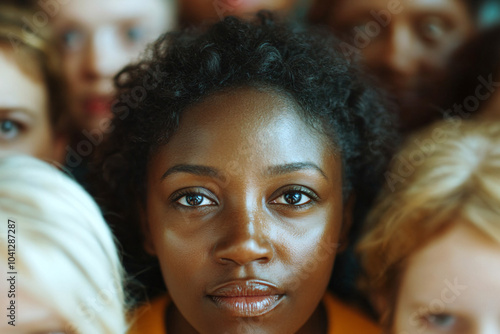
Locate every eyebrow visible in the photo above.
<box><xmin>265</xmin><ymin>162</ymin><xmax>328</xmax><ymax>180</ymax></box>
<box><xmin>161</xmin><ymin>164</ymin><xmax>224</xmax><ymax>181</ymax></box>
<box><xmin>161</xmin><ymin>162</ymin><xmax>328</xmax><ymax>181</ymax></box>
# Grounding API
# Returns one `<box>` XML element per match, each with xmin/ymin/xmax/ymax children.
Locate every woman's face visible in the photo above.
<box><xmin>52</xmin><ymin>0</ymin><xmax>176</xmax><ymax>133</ymax></box>
<box><xmin>394</xmin><ymin>223</ymin><xmax>500</xmax><ymax>334</ymax></box>
<box><xmin>144</xmin><ymin>87</ymin><xmax>346</xmax><ymax>333</ymax></box>
<box><xmin>0</xmin><ymin>46</ymin><xmax>55</xmax><ymax>160</ymax></box>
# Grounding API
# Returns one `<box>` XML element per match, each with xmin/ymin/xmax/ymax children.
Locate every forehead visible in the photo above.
<box><xmin>400</xmin><ymin>224</ymin><xmax>500</xmax><ymax>311</ymax></box>
<box><xmin>0</xmin><ymin>46</ymin><xmax>46</xmax><ymax>113</ymax></box>
<box><xmin>150</xmin><ymin>87</ymin><xmax>339</xmax><ymax>178</ymax></box>
<box><xmin>54</xmin><ymin>0</ymin><xmax>171</xmax><ymax>26</ymax></box>
<box><xmin>331</xmin><ymin>0</ymin><xmax>471</xmax><ymax>20</ymax></box>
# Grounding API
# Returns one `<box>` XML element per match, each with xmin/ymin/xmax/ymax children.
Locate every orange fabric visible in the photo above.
<box><xmin>323</xmin><ymin>293</ymin><xmax>381</xmax><ymax>334</ymax></box>
<box><xmin>128</xmin><ymin>293</ymin><xmax>381</xmax><ymax>334</ymax></box>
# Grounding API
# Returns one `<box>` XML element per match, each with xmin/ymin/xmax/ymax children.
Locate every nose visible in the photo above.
<box><xmin>378</xmin><ymin>24</ymin><xmax>420</xmax><ymax>77</ymax></box>
<box><xmin>213</xmin><ymin>206</ymin><xmax>274</xmax><ymax>266</ymax></box>
<box><xmin>82</xmin><ymin>29</ymin><xmax>123</xmax><ymax>80</ymax></box>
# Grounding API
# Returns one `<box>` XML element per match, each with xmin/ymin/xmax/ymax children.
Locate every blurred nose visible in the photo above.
<box><xmin>83</xmin><ymin>29</ymin><xmax>123</xmax><ymax>80</ymax></box>
<box><xmin>379</xmin><ymin>24</ymin><xmax>420</xmax><ymax>77</ymax></box>
<box><xmin>213</xmin><ymin>203</ymin><xmax>274</xmax><ymax>266</ymax></box>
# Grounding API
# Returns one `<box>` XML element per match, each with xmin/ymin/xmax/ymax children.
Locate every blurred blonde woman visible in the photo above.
<box><xmin>0</xmin><ymin>5</ymin><xmax>71</xmax><ymax>163</ymax></box>
<box><xmin>358</xmin><ymin>119</ymin><xmax>500</xmax><ymax>334</ymax></box>
<box><xmin>0</xmin><ymin>155</ymin><xmax>128</xmax><ymax>333</ymax></box>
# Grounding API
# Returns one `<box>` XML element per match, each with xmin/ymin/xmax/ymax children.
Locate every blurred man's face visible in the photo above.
<box><xmin>326</xmin><ymin>0</ymin><xmax>475</xmax><ymax>131</ymax></box>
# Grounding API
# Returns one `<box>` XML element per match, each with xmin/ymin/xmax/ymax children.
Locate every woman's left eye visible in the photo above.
<box><xmin>124</xmin><ymin>26</ymin><xmax>144</xmax><ymax>42</ymax></box>
<box><xmin>176</xmin><ymin>194</ymin><xmax>216</xmax><ymax>207</ymax></box>
<box><xmin>271</xmin><ymin>191</ymin><xmax>312</xmax><ymax>206</ymax></box>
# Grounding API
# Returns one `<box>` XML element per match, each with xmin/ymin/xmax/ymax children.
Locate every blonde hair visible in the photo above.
<box><xmin>358</xmin><ymin>119</ymin><xmax>500</xmax><ymax>327</ymax></box>
<box><xmin>0</xmin><ymin>156</ymin><xmax>128</xmax><ymax>333</ymax></box>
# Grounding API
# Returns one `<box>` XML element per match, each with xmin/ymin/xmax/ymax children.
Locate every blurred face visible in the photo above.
<box><xmin>180</xmin><ymin>0</ymin><xmax>297</xmax><ymax>24</ymax></box>
<box><xmin>0</xmin><ymin>286</ymin><xmax>69</xmax><ymax>334</ymax></box>
<box><xmin>145</xmin><ymin>88</ymin><xmax>346</xmax><ymax>334</ymax></box>
<box><xmin>327</xmin><ymin>0</ymin><xmax>475</xmax><ymax>131</ymax></box>
<box><xmin>0</xmin><ymin>46</ymin><xmax>55</xmax><ymax>160</ymax></box>
<box><xmin>394</xmin><ymin>223</ymin><xmax>500</xmax><ymax>334</ymax></box>
<box><xmin>52</xmin><ymin>0</ymin><xmax>176</xmax><ymax>133</ymax></box>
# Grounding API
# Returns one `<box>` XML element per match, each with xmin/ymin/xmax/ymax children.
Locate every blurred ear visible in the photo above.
<box><xmin>139</xmin><ymin>202</ymin><xmax>156</xmax><ymax>256</ymax></box>
<box><xmin>338</xmin><ymin>193</ymin><xmax>355</xmax><ymax>252</ymax></box>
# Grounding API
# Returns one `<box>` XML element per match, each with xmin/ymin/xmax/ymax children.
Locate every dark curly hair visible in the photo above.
<box><xmin>92</xmin><ymin>11</ymin><xmax>397</xmax><ymax>300</ymax></box>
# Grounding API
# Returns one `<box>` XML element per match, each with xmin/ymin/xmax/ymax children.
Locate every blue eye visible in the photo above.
<box><xmin>125</xmin><ymin>27</ymin><xmax>144</xmax><ymax>42</ymax></box>
<box><xmin>61</xmin><ymin>29</ymin><xmax>84</xmax><ymax>50</ymax></box>
<box><xmin>0</xmin><ymin>120</ymin><xmax>21</xmax><ymax>140</ymax></box>
<box><xmin>426</xmin><ymin>313</ymin><xmax>456</xmax><ymax>328</ymax></box>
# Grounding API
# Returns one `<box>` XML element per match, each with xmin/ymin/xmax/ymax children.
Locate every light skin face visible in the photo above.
<box><xmin>0</xmin><ymin>45</ymin><xmax>56</xmax><ymax>160</ymax></box>
<box><xmin>327</xmin><ymin>0</ymin><xmax>475</xmax><ymax>131</ymax></box>
<box><xmin>180</xmin><ymin>0</ymin><xmax>297</xmax><ymax>23</ymax></box>
<box><xmin>144</xmin><ymin>87</ymin><xmax>347</xmax><ymax>334</ymax></box>
<box><xmin>52</xmin><ymin>0</ymin><xmax>176</xmax><ymax>133</ymax></box>
<box><xmin>394</xmin><ymin>223</ymin><xmax>500</xmax><ymax>334</ymax></box>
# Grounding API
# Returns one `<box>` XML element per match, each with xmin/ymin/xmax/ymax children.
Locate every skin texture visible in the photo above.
<box><xmin>51</xmin><ymin>0</ymin><xmax>176</xmax><ymax>134</ymax></box>
<box><xmin>180</xmin><ymin>0</ymin><xmax>297</xmax><ymax>24</ymax></box>
<box><xmin>144</xmin><ymin>87</ymin><xmax>347</xmax><ymax>334</ymax></box>
<box><xmin>0</xmin><ymin>45</ymin><xmax>55</xmax><ymax>160</ymax></box>
<box><xmin>394</xmin><ymin>223</ymin><xmax>500</xmax><ymax>334</ymax></box>
<box><xmin>326</xmin><ymin>0</ymin><xmax>474</xmax><ymax>131</ymax></box>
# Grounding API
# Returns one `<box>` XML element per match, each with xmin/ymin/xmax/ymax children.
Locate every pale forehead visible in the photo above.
<box><xmin>401</xmin><ymin>224</ymin><xmax>500</xmax><ymax>311</ymax></box>
<box><xmin>333</xmin><ymin>0</ymin><xmax>470</xmax><ymax>16</ymax></box>
<box><xmin>54</xmin><ymin>0</ymin><xmax>171</xmax><ymax>26</ymax></box>
<box><xmin>0</xmin><ymin>46</ymin><xmax>46</xmax><ymax>116</ymax></box>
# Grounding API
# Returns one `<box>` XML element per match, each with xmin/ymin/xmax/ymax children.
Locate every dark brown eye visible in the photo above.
<box><xmin>284</xmin><ymin>192</ymin><xmax>302</xmax><ymax>204</ymax></box>
<box><xmin>186</xmin><ymin>194</ymin><xmax>203</xmax><ymax>206</ymax></box>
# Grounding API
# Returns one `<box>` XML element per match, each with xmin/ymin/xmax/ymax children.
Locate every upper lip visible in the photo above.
<box><xmin>207</xmin><ymin>280</ymin><xmax>284</xmax><ymax>297</ymax></box>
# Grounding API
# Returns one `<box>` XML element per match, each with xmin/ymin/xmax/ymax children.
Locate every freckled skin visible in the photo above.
<box><xmin>144</xmin><ymin>87</ymin><xmax>347</xmax><ymax>334</ymax></box>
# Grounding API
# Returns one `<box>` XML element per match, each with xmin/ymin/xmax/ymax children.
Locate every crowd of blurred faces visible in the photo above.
<box><xmin>1</xmin><ymin>0</ymin><xmax>500</xmax><ymax>331</ymax></box>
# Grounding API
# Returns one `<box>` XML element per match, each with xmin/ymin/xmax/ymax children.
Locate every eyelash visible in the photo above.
<box><xmin>170</xmin><ymin>186</ymin><xmax>319</xmax><ymax>210</ymax></box>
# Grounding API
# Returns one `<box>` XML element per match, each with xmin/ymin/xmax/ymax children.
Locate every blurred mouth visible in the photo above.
<box><xmin>83</xmin><ymin>96</ymin><xmax>112</xmax><ymax>117</ymax></box>
<box><xmin>207</xmin><ymin>280</ymin><xmax>284</xmax><ymax>317</ymax></box>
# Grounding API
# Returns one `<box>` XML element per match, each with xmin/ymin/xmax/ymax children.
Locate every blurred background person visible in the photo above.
<box><xmin>440</xmin><ymin>24</ymin><xmax>500</xmax><ymax>120</ymax></box>
<box><xmin>358</xmin><ymin>120</ymin><xmax>500</xmax><ymax>333</ymax></box>
<box><xmin>308</xmin><ymin>0</ymin><xmax>495</xmax><ymax>132</ymax></box>
<box><xmin>49</xmin><ymin>0</ymin><xmax>178</xmax><ymax>136</ymax></box>
<box><xmin>0</xmin><ymin>5</ymin><xmax>70</xmax><ymax>163</ymax></box>
<box><xmin>0</xmin><ymin>155</ymin><xmax>128</xmax><ymax>333</ymax></box>
<box><xmin>179</xmin><ymin>0</ymin><xmax>311</xmax><ymax>26</ymax></box>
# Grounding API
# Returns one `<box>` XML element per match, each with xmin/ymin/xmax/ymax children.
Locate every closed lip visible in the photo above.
<box><xmin>207</xmin><ymin>280</ymin><xmax>285</xmax><ymax>317</ymax></box>
<box><xmin>83</xmin><ymin>96</ymin><xmax>112</xmax><ymax>117</ymax></box>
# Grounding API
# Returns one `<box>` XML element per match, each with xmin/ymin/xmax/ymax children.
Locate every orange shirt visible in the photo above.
<box><xmin>128</xmin><ymin>293</ymin><xmax>381</xmax><ymax>334</ymax></box>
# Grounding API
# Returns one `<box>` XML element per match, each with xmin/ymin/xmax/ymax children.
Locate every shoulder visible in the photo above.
<box><xmin>128</xmin><ymin>295</ymin><xmax>169</xmax><ymax>334</ymax></box>
<box><xmin>323</xmin><ymin>293</ymin><xmax>381</xmax><ymax>334</ymax></box>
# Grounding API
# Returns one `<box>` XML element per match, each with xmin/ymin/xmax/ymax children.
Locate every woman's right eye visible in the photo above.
<box><xmin>425</xmin><ymin>313</ymin><xmax>456</xmax><ymax>329</ymax></box>
<box><xmin>0</xmin><ymin>120</ymin><xmax>22</xmax><ymax>140</ymax></box>
<box><xmin>174</xmin><ymin>192</ymin><xmax>217</xmax><ymax>207</ymax></box>
<box><xmin>60</xmin><ymin>29</ymin><xmax>84</xmax><ymax>50</ymax></box>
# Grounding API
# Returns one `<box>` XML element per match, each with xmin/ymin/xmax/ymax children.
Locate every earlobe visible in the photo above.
<box><xmin>338</xmin><ymin>193</ymin><xmax>356</xmax><ymax>252</ymax></box>
<box><xmin>139</xmin><ymin>203</ymin><xmax>156</xmax><ymax>256</ymax></box>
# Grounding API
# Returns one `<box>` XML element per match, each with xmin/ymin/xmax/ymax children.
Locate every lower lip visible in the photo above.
<box><xmin>84</xmin><ymin>99</ymin><xmax>112</xmax><ymax>117</ymax></box>
<box><xmin>209</xmin><ymin>295</ymin><xmax>283</xmax><ymax>317</ymax></box>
